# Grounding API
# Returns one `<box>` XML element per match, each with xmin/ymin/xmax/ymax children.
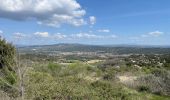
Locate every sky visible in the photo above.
<box><xmin>0</xmin><ymin>0</ymin><xmax>170</xmax><ymax>45</ymax></box>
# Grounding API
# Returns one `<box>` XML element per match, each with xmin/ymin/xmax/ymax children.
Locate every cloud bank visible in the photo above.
<box><xmin>0</xmin><ymin>0</ymin><xmax>86</xmax><ymax>27</ymax></box>
<box><xmin>11</xmin><ymin>31</ymin><xmax>118</xmax><ymax>40</ymax></box>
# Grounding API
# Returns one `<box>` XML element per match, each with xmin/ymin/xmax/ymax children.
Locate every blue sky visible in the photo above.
<box><xmin>0</xmin><ymin>0</ymin><xmax>170</xmax><ymax>45</ymax></box>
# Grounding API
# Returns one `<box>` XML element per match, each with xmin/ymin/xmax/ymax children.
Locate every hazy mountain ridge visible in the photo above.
<box><xmin>18</xmin><ymin>43</ymin><xmax>170</xmax><ymax>54</ymax></box>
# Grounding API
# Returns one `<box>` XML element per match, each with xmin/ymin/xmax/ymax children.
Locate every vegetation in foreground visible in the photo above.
<box><xmin>0</xmin><ymin>38</ymin><xmax>170</xmax><ymax>100</ymax></box>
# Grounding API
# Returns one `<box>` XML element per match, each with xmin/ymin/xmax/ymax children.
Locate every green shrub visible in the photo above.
<box><xmin>138</xmin><ymin>85</ymin><xmax>150</xmax><ymax>92</ymax></box>
<box><xmin>25</xmin><ymin>71</ymin><xmax>57</xmax><ymax>100</ymax></box>
<box><xmin>0</xmin><ymin>38</ymin><xmax>16</xmax><ymax>71</ymax></box>
<box><xmin>0</xmin><ymin>38</ymin><xmax>17</xmax><ymax>97</ymax></box>
<box><xmin>90</xmin><ymin>81</ymin><xmax>133</xmax><ymax>99</ymax></box>
<box><xmin>136</xmin><ymin>70</ymin><xmax>170</xmax><ymax>96</ymax></box>
<box><xmin>48</xmin><ymin>62</ymin><xmax>61</xmax><ymax>71</ymax></box>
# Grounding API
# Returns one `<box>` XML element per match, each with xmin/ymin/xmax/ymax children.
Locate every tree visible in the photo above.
<box><xmin>0</xmin><ymin>37</ymin><xmax>16</xmax><ymax>71</ymax></box>
<box><xmin>0</xmin><ymin>37</ymin><xmax>16</xmax><ymax>84</ymax></box>
<box><xmin>0</xmin><ymin>37</ymin><xmax>18</xmax><ymax>97</ymax></box>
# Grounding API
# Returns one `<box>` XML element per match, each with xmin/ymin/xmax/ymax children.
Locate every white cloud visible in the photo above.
<box><xmin>140</xmin><ymin>31</ymin><xmax>164</xmax><ymax>38</ymax></box>
<box><xmin>34</xmin><ymin>32</ymin><xmax>49</xmax><ymax>38</ymax></box>
<box><xmin>148</xmin><ymin>31</ymin><xmax>163</xmax><ymax>37</ymax></box>
<box><xmin>89</xmin><ymin>16</ymin><xmax>96</xmax><ymax>25</ymax></box>
<box><xmin>141</xmin><ymin>34</ymin><xmax>148</xmax><ymax>38</ymax></box>
<box><xmin>53</xmin><ymin>33</ymin><xmax>67</xmax><ymax>39</ymax></box>
<box><xmin>0</xmin><ymin>30</ymin><xmax>3</xmax><ymax>34</ymax></box>
<box><xmin>72</xmin><ymin>33</ymin><xmax>101</xmax><ymax>39</ymax></box>
<box><xmin>0</xmin><ymin>0</ymin><xmax>86</xmax><ymax>27</ymax></box>
<box><xmin>129</xmin><ymin>31</ymin><xmax>164</xmax><ymax>42</ymax></box>
<box><xmin>110</xmin><ymin>35</ymin><xmax>118</xmax><ymax>38</ymax></box>
<box><xmin>71</xmin><ymin>33</ymin><xmax>118</xmax><ymax>39</ymax></box>
<box><xmin>11</xmin><ymin>31</ymin><xmax>118</xmax><ymax>41</ymax></box>
<box><xmin>98</xmin><ymin>29</ymin><xmax>110</xmax><ymax>33</ymax></box>
<box><xmin>13</xmin><ymin>32</ymin><xmax>27</xmax><ymax>39</ymax></box>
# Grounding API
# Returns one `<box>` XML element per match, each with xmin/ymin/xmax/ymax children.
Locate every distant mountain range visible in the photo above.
<box><xmin>17</xmin><ymin>43</ymin><xmax>170</xmax><ymax>54</ymax></box>
<box><xmin>16</xmin><ymin>43</ymin><xmax>170</xmax><ymax>48</ymax></box>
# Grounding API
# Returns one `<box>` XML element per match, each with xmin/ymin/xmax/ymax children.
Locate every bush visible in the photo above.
<box><xmin>138</xmin><ymin>85</ymin><xmax>150</xmax><ymax>92</ymax></box>
<box><xmin>90</xmin><ymin>81</ymin><xmax>133</xmax><ymax>99</ymax></box>
<box><xmin>47</xmin><ymin>62</ymin><xmax>62</xmax><ymax>76</ymax></box>
<box><xmin>0</xmin><ymin>38</ymin><xmax>17</xmax><ymax>97</ymax></box>
<box><xmin>0</xmin><ymin>38</ymin><xmax>15</xmax><ymax>71</ymax></box>
<box><xmin>25</xmin><ymin>71</ymin><xmax>58</xmax><ymax>99</ymax></box>
<box><xmin>136</xmin><ymin>69</ymin><xmax>170</xmax><ymax>96</ymax></box>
